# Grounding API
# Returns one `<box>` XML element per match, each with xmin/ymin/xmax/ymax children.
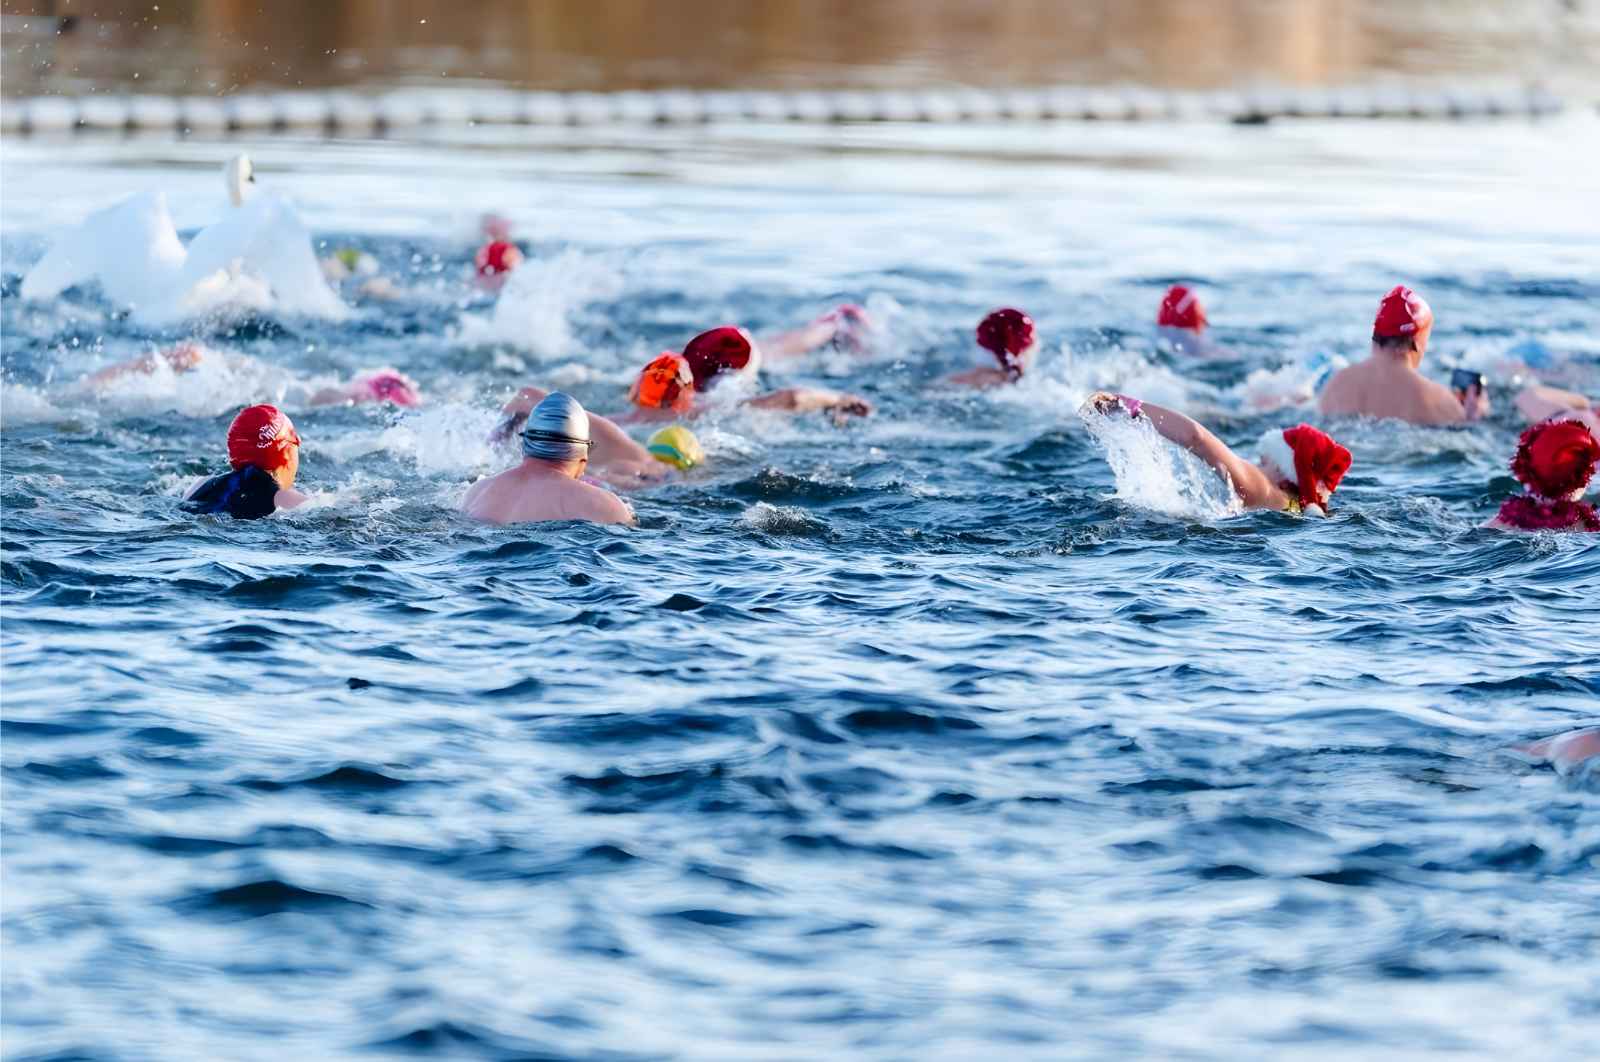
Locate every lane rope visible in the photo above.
<box><xmin>0</xmin><ymin>84</ymin><xmax>1570</xmax><ymax>137</ymax></box>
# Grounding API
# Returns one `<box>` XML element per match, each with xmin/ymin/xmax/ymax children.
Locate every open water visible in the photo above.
<box><xmin>3</xmin><ymin>116</ymin><xmax>1599</xmax><ymax>1060</ymax></box>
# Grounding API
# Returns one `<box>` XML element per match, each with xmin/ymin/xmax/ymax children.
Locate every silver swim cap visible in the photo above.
<box><xmin>520</xmin><ymin>392</ymin><xmax>592</xmax><ymax>463</ymax></box>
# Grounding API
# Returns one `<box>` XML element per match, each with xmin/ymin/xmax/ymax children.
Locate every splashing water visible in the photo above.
<box><xmin>1079</xmin><ymin>407</ymin><xmax>1244</xmax><ymax>519</ymax></box>
<box><xmin>457</xmin><ymin>248</ymin><xmax>626</xmax><ymax>357</ymax></box>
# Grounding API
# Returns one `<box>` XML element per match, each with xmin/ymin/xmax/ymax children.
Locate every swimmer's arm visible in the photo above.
<box><xmin>762</xmin><ymin>305</ymin><xmax>869</xmax><ymax>359</ymax></box>
<box><xmin>487</xmin><ymin>386</ymin><xmax>550</xmax><ymax>443</ymax></box>
<box><xmin>305</xmin><ymin>386</ymin><xmax>355</xmax><ymax>408</ymax></box>
<box><xmin>585</xmin><ymin>409</ymin><xmax>654</xmax><ymax>470</ymax></box>
<box><xmin>83</xmin><ymin>344</ymin><xmax>204</xmax><ymax>387</ymax></box>
<box><xmin>1125</xmin><ymin>398</ymin><xmax>1273</xmax><ymax>502</ymax></box>
<box><xmin>745</xmin><ymin>387</ymin><xmax>873</xmax><ymax>417</ymax></box>
<box><xmin>275</xmin><ymin>487</ymin><xmax>308</xmax><ymax>510</ymax></box>
<box><xmin>1516</xmin><ymin>384</ymin><xmax>1590</xmax><ymax>425</ymax></box>
<box><xmin>594</xmin><ymin>459</ymin><xmax>670</xmax><ymax>490</ymax></box>
<box><xmin>943</xmin><ymin>367</ymin><xmax>1010</xmax><ymax>390</ymax></box>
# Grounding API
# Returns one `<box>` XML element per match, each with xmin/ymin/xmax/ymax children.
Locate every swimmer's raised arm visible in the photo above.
<box><xmin>1086</xmin><ymin>392</ymin><xmax>1277</xmax><ymax>506</ymax></box>
<box><xmin>82</xmin><ymin>342</ymin><xmax>207</xmax><ymax>388</ymax></box>
<box><xmin>488</xmin><ymin>386</ymin><xmax>551</xmax><ymax>443</ymax></box>
<box><xmin>763</xmin><ymin>304</ymin><xmax>871</xmax><ymax>360</ymax></box>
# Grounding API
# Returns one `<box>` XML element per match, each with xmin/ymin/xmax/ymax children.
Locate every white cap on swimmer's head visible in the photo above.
<box><xmin>521</xmin><ymin>392</ymin><xmax>592</xmax><ymax>463</ymax></box>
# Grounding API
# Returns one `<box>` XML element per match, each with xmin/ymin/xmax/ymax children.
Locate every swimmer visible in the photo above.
<box><xmin>78</xmin><ymin>343</ymin><xmax>421</xmax><ymax>409</ymax></box>
<box><xmin>180</xmin><ymin>404</ymin><xmax>307</xmax><ymax>520</ymax></box>
<box><xmin>461</xmin><ymin>392</ymin><xmax>636</xmax><ymax>526</ymax></box>
<box><xmin>761</xmin><ymin>304</ymin><xmax>875</xmax><ymax>359</ymax></box>
<box><xmin>302</xmin><ymin>368</ymin><xmax>423</xmax><ymax>409</ymax></box>
<box><xmin>1154</xmin><ymin>284</ymin><xmax>1220</xmax><ymax>356</ymax></box>
<box><xmin>1085</xmin><ymin>391</ymin><xmax>1352</xmax><ymax>515</ymax></box>
<box><xmin>1318</xmin><ymin>285</ymin><xmax>1491</xmax><ymax>425</ymax></box>
<box><xmin>1514</xmin><ymin>384</ymin><xmax>1600</xmax><ymax>435</ymax></box>
<box><xmin>489</xmin><ymin>384</ymin><xmax>699</xmax><ymax>487</ymax></box>
<box><xmin>80</xmin><ymin>340</ymin><xmax>210</xmax><ymax>387</ymax></box>
<box><xmin>1486</xmin><ymin>419</ymin><xmax>1600</xmax><ymax>532</ymax></box>
<box><xmin>473</xmin><ymin>214</ymin><xmax>523</xmax><ymax>292</ymax></box>
<box><xmin>945</xmin><ymin>308</ymin><xmax>1037</xmax><ymax>389</ymax></box>
<box><xmin>629</xmin><ymin>348</ymin><xmax>872</xmax><ymax>423</ymax></box>
<box><xmin>319</xmin><ymin>246</ymin><xmax>401</xmax><ymax>300</ymax></box>
<box><xmin>1518</xmin><ymin>729</ymin><xmax>1600</xmax><ymax>778</ymax></box>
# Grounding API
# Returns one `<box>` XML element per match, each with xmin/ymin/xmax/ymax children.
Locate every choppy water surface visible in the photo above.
<box><xmin>3</xmin><ymin>118</ymin><xmax>1599</xmax><ymax>1060</ymax></box>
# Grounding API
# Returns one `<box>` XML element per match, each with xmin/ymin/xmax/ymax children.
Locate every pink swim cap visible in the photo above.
<box><xmin>358</xmin><ymin>370</ymin><xmax>421</xmax><ymax>408</ymax></box>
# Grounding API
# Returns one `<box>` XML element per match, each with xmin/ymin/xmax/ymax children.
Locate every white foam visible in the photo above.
<box><xmin>455</xmin><ymin>249</ymin><xmax>624</xmax><ymax>358</ymax></box>
<box><xmin>315</xmin><ymin>404</ymin><xmax>504</xmax><ymax>477</ymax></box>
<box><xmin>67</xmin><ymin>350</ymin><xmax>292</xmax><ymax>420</ymax></box>
<box><xmin>0</xmin><ymin>382</ymin><xmax>68</xmax><ymax>428</ymax></box>
<box><xmin>738</xmin><ymin>501</ymin><xmax>826</xmax><ymax>535</ymax></box>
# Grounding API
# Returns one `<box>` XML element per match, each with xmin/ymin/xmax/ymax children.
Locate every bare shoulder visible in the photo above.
<box><xmin>1419</xmin><ymin>380</ymin><xmax>1467</xmax><ymax>425</ymax></box>
<box><xmin>575</xmin><ymin>480</ymin><xmax>636</xmax><ymax>525</ymax></box>
<box><xmin>1316</xmin><ymin>364</ymin><xmax>1357</xmax><ymax>412</ymax></box>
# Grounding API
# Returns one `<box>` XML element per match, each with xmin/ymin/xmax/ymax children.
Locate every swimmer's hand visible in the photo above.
<box><xmin>1084</xmin><ymin>391</ymin><xmax>1142</xmax><ymax>418</ymax></box>
<box><xmin>821</xmin><ymin>303</ymin><xmax>874</xmax><ymax>353</ymax></box>
<box><xmin>487</xmin><ymin>410</ymin><xmax>529</xmax><ymax>445</ymax></box>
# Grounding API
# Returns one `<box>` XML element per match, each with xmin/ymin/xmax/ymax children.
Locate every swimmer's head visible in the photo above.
<box><xmin>1157</xmin><ymin>285</ymin><xmax>1208</xmax><ymax>333</ymax></box>
<box><xmin>227</xmin><ymin>404</ymin><xmax>301</xmax><ymax>488</ymax></box>
<box><xmin>682</xmin><ymin>326</ymin><xmax>761</xmax><ymax>391</ymax></box>
<box><xmin>1372</xmin><ymin>285</ymin><xmax>1433</xmax><ymax>358</ymax></box>
<box><xmin>1512</xmin><ymin>419</ymin><xmax>1600</xmax><ymax>501</ymax></box>
<box><xmin>475</xmin><ymin>240</ymin><xmax>523</xmax><ymax>282</ymax></box>
<box><xmin>646</xmin><ymin>425</ymin><xmax>704</xmax><ymax>470</ymax></box>
<box><xmin>520</xmin><ymin>392</ymin><xmax>592</xmax><ymax>473</ymax></box>
<box><xmin>352</xmin><ymin>368</ymin><xmax>421</xmax><ymax>408</ymax></box>
<box><xmin>975</xmin><ymin>308</ymin><xmax>1037</xmax><ymax>378</ymax></box>
<box><xmin>1258</xmin><ymin>424</ymin><xmax>1352</xmax><ymax>514</ymax></box>
<box><xmin>480</xmin><ymin>213</ymin><xmax>514</xmax><ymax>241</ymax></box>
<box><xmin>630</xmin><ymin>352</ymin><xmax>696</xmax><ymax>413</ymax></box>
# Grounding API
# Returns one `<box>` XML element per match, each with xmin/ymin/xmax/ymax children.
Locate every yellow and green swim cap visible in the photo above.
<box><xmin>646</xmin><ymin>425</ymin><xmax>704</xmax><ymax>470</ymax></box>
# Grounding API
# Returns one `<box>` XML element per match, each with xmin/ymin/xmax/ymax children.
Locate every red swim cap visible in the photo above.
<box><xmin>975</xmin><ymin>308</ymin><xmax>1036</xmax><ymax>376</ymax></box>
<box><xmin>1277</xmin><ymin>424</ymin><xmax>1351</xmax><ymax>509</ymax></box>
<box><xmin>227</xmin><ymin>404</ymin><xmax>300</xmax><ymax>472</ymax></box>
<box><xmin>1373</xmin><ymin>285</ymin><xmax>1433</xmax><ymax>338</ymax></box>
<box><xmin>682</xmin><ymin>326</ymin><xmax>755</xmax><ymax>390</ymax></box>
<box><xmin>1512</xmin><ymin>419</ymin><xmax>1600</xmax><ymax>500</ymax></box>
<box><xmin>1157</xmin><ymin>285</ymin><xmax>1207</xmax><ymax>331</ymax></box>
<box><xmin>631</xmin><ymin>353</ymin><xmax>695</xmax><ymax>412</ymax></box>
<box><xmin>475</xmin><ymin>240</ymin><xmax>522</xmax><ymax>277</ymax></box>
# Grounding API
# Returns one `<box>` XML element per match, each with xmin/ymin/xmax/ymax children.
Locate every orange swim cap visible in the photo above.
<box><xmin>631</xmin><ymin>353</ymin><xmax>695</xmax><ymax>412</ymax></box>
<box><xmin>226</xmin><ymin>404</ymin><xmax>300</xmax><ymax>472</ymax></box>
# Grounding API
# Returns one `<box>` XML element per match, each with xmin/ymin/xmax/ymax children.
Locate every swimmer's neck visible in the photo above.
<box><xmin>1369</xmin><ymin>342</ymin><xmax>1424</xmax><ymax>371</ymax></box>
<box><xmin>517</xmin><ymin>456</ymin><xmax>585</xmax><ymax>481</ymax></box>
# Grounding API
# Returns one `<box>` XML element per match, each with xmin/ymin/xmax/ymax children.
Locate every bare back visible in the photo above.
<box><xmin>461</xmin><ymin>463</ymin><xmax>635</xmax><ymax>526</ymax></box>
<box><xmin>1318</xmin><ymin>356</ymin><xmax>1464</xmax><ymax>425</ymax></box>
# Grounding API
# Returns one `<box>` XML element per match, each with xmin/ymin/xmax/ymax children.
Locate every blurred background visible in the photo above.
<box><xmin>3</xmin><ymin>0</ymin><xmax>1598</xmax><ymax>100</ymax></box>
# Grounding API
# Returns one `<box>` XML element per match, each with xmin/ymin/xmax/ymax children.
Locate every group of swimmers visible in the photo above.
<box><xmin>180</xmin><ymin>280</ymin><xmax>1600</xmax><ymax>536</ymax></box>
